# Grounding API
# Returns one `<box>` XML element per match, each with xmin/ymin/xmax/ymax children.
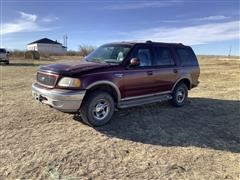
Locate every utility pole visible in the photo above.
<box><xmin>66</xmin><ymin>34</ymin><xmax>68</xmax><ymax>48</ymax></box>
<box><xmin>228</xmin><ymin>46</ymin><xmax>232</xmax><ymax>57</ymax></box>
<box><xmin>63</xmin><ymin>34</ymin><xmax>68</xmax><ymax>48</ymax></box>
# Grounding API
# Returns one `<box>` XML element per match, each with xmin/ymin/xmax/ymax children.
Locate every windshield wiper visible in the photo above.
<box><xmin>88</xmin><ymin>57</ymin><xmax>106</xmax><ymax>64</ymax></box>
<box><xmin>104</xmin><ymin>59</ymin><xmax>120</xmax><ymax>64</ymax></box>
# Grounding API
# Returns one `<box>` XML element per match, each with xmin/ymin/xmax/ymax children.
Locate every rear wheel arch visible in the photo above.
<box><xmin>172</xmin><ymin>78</ymin><xmax>191</xmax><ymax>91</ymax></box>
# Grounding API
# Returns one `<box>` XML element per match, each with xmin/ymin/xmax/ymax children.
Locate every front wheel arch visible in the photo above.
<box><xmin>85</xmin><ymin>82</ymin><xmax>120</xmax><ymax>103</ymax></box>
<box><xmin>79</xmin><ymin>90</ymin><xmax>115</xmax><ymax>126</ymax></box>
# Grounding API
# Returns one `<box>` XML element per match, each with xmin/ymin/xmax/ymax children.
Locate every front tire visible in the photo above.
<box><xmin>80</xmin><ymin>91</ymin><xmax>115</xmax><ymax>127</ymax></box>
<box><xmin>170</xmin><ymin>83</ymin><xmax>188</xmax><ymax>107</ymax></box>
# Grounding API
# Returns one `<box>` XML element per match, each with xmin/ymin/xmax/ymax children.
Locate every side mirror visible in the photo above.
<box><xmin>130</xmin><ymin>58</ymin><xmax>140</xmax><ymax>67</ymax></box>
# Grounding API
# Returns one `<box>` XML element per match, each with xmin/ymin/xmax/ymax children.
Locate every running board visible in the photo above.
<box><xmin>118</xmin><ymin>94</ymin><xmax>172</xmax><ymax>108</ymax></box>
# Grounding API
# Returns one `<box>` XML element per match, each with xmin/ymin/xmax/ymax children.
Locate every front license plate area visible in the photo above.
<box><xmin>33</xmin><ymin>93</ymin><xmax>40</xmax><ymax>102</ymax></box>
<box><xmin>33</xmin><ymin>93</ymin><xmax>45</xmax><ymax>103</ymax></box>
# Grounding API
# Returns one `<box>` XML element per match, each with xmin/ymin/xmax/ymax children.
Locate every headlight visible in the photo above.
<box><xmin>58</xmin><ymin>77</ymin><xmax>81</xmax><ymax>88</ymax></box>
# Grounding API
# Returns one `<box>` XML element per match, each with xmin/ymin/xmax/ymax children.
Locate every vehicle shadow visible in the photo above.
<box><xmin>76</xmin><ymin>98</ymin><xmax>240</xmax><ymax>153</ymax></box>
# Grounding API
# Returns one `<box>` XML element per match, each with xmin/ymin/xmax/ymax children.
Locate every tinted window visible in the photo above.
<box><xmin>134</xmin><ymin>47</ymin><xmax>152</xmax><ymax>67</ymax></box>
<box><xmin>0</xmin><ymin>48</ymin><xmax>6</xmax><ymax>53</ymax></box>
<box><xmin>177</xmin><ymin>47</ymin><xmax>198</xmax><ymax>66</ymax></box>
<box><xmin>153</xmin><ymin>46</ymin><xmax>174</xmax><ymax>66</ymax></box>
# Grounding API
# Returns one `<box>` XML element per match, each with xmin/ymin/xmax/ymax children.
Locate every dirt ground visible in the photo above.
<box><xmin>0</xmin><ymin>56</ymin><xmax>240</xmax><ymax>179</ymax></box>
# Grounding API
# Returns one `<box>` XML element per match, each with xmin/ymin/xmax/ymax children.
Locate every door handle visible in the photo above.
<box><xmin>173</xmin><ymin>69</ymin><xmax>178</xmax><ymax>73</ymax></box>
<box><xmin>114</xmin><ymin>73</ymin><xmax>124</xmax><ymax>78</ymax></box>
<box><xmin>147</xmin><ymin>71</ymin><xmax>153</xmax><ymax>75</ymax></box>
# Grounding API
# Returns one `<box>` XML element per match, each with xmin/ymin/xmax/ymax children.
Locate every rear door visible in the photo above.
<box><xmin>122</xmin><ymin>44</ymin><xmax>158</xmax><ymax>98</ymax></box>
<box><xmin>152</xmin><ymin>45</ymin><xmax>180</xmax><ymax>92</ymax></box>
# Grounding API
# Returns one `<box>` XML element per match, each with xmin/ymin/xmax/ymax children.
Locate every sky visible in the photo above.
<box><xmin>0</xmin><ymin>0</ymin><xmax>239</xmax><ymax>55</ymax></box>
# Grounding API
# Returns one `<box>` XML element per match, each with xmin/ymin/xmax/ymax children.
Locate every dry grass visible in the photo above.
<box><xmin>0</xmin><ymin>56</ymin><xmax>240</xmax><ymax>179</ymax></box>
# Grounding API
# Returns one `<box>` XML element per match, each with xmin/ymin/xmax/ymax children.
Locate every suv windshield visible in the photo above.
<box><xmin>85</xmin><ymin>44</ymin><xmax>132</xmax><ymax>64</ymax></box>
<box><xmin>0</xmin><ymin>48</ymin><xmax>6</xmax><ymax>53</ymax></box>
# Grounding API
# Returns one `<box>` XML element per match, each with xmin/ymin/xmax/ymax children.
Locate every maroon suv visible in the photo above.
<box><xmin>32</xmin><ymin>41</ymin><xmax>200</xmax><ymax>126</ymax></box>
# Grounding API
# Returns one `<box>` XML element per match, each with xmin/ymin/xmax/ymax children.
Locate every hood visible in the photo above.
<box><xmin>39</xmin><ymin>60</ymin><xmax>111</xmax><ymax>75</ymax></box>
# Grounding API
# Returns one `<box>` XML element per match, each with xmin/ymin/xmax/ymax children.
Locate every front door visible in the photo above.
<box><xmin>122</xmin><ymin>45</ymin><xmax>158</xmax><ymax>98</ymax></box>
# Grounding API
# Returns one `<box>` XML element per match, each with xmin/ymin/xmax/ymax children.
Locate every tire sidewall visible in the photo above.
<box><xmin>172</xmin><ymin>83</ymin><xmax>188</xmax><ymax>107</ymax></box>
<box><xmin>86</xmin><ymin>92</ymin><xmax>114</xmax><ymax>126</ymax></box>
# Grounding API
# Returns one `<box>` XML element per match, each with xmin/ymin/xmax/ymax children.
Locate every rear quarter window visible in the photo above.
<box><xmin>177</xmin><ymin>47</ymin><xmax>198</xmax><ymax>66</ymax></box>
<box><xmin>152</xmin><ymin>46</ymin><xmax>175</xmax><ymax>66</ymax></box>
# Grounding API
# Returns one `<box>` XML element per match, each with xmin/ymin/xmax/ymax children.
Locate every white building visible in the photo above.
<box><xmin>27</xmin><ymin>38</ymin><xmax>67</xmax><ymax>54</ymax></box>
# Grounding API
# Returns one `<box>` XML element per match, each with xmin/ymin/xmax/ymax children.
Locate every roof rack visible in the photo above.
<box><xmin>146</xmin><ymin>40</ymin><xmax>152</xmax><ymax>43</ymax></box>
<box><xmin>145</xmin><ymin>41</ymin><xmax>185</xmax><ymax>46</ymax></box>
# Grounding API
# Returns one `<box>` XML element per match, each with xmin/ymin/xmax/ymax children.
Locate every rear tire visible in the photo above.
<box><xmin>79</xmin><ymin>90</ymin><xmax>115</xmax><ymax>127</ymax></box>
<box><xmin>5</xmin><ymin>61</ymin><xmax>9</xmax><ymax>65</ymax></box>
<box><xmin>170</xmin><ymin>83</ymin><xmax>188</xmax><ymax>107</ymax></box>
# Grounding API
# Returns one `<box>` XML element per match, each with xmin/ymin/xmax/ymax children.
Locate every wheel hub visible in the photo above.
<box><xmin>92</xmin><ymin>99</ymin><xmax>110</xmax><ymax>121</ymax></box>
<box><xmin>176</xmin><ymin>88</ymin><xmax>185</xmax><ymax>103</ymax></box>
<box><xmin>95</xmin><ymin>104</ymin><xmax>105</xmax><ymax>112</ymax></box>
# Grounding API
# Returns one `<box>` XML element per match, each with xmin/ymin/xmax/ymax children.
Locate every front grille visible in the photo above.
<box><xmin>37</xmin><ymin>72</ymin><xmax>58</xmax><ymax>87</ymax></box>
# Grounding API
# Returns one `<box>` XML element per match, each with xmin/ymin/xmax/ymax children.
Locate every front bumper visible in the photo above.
<box><xmin>32</xmin><ymin>82</ymin><xmax>86</xmax><ymax>113</ymax></box>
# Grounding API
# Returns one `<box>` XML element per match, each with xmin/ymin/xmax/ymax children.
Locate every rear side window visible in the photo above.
<box><xmin>153</xmin><ymin>46</ymin><xmax>174</xmax><ymax>66</ymax></box>
<box><xmin>177</xmin><ymin>47</ymin><xmax>198</xmax><ymax>66</ymax></box>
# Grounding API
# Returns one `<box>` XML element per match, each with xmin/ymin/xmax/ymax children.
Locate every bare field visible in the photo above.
<box><xmin>0</xmin><ymin>56</ymin><xmax>240</xmax><ymax>179</ymax></box>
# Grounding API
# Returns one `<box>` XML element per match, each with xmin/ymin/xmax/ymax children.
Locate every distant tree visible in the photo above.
<box><xmin>79</xmin><ymin>44</ymin><xmax>96</xmax><ymax>57</ymax></box>
<box><xmin>66</xmin><ymin>50</ymin><xmax>79</xmax><ymax>56</ymax></box>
